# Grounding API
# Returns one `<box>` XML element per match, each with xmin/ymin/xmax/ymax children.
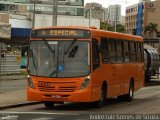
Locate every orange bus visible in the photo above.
<box><xmin>27</xmin><ymin>26</ymin><xmax>144</xmax><ymax>108</ymax></box>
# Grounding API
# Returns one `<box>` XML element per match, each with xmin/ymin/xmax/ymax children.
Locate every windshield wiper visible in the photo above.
<box><xmin>42</xmin><ymin>39</ymin><xmax>55</xmax><ymax>54</ymax></box>
<box><xmin>64</xmin><ymin>39</ymin><xmax>77</xmax><ymax>55</ymax></box>
<box><xmin>49</xmin><ymin>68</ymin><xmax>57</xmax><ymax>76</ymax></box>
<box><xmin>42</xmin><ymin>39</ymin><xmax>57</xmax><ymax>76</ymax></box>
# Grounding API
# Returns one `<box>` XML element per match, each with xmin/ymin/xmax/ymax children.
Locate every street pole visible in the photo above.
<box><xmin>115</xmin><ymin>5</ymin><xmax>118</xmax><ymax>32</ymax></box>
<box><xmin>52</xmin><ymin>0</ymin><xmax>58</xmax><ymax>26</ymax></box>
<box><xmin>85</xmin><ymin>10</ymin><xmax>91</xmax><ymax>27</ymax></box>
<box><xmin>89</xmin><ymin>9</ymin><xmax>91</xmax><ymax>27</ymax></box>
<box><xmin>32</xmin><ymin>0</ymin><xmax>36</xmax><ymax>28</ymax></box>
<box><xmin>0</xmin><ymin>41</ymin><xmax>2</xmax><ymax>84</ymax></box>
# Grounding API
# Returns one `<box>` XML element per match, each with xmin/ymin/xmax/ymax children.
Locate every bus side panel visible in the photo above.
<box><xmin>92</xmin><ymin>63</ymin><xmax>144</xmax><ymax>99</ymax></box>
<box><xmin>122</xmin><ymin>64</ymin><xmax>134</xmax><ymax>94</ymax></box>
<box><xmin>134</xmin><ymin>63</ymin><xmax>144</xmax><ymax>91</ymax></box>
<box><xmin>123</xmin><ymin>63</ymin><xmax>144</xmax><ymax>94</ymax></box>
<box><xmin>91</xmin><ymin>66</ymin><xmax>103</xmax><ymax>102</ymax></box>
<box><xmin>100</xmin><ymin>64</ymin><xmax>122</xmax><ymax>98</ymax></box>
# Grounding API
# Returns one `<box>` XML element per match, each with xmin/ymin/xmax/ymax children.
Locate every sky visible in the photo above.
<box><xmin>84</xmin><ymin>0</ymin><xmax>140</xmax><ymax>16</ymax></box>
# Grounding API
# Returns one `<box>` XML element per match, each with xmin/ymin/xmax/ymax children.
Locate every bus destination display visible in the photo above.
<box><xmin>31</xmin><ymin>29</ymin><xmax>91</xmax><ymax>39</ymax></box>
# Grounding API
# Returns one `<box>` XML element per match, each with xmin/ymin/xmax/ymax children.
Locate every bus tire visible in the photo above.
<box><xmin>93</xmin><ymin>84</ymin><xmax>106</xmax><ymax>108</ymax></box>
<box><xmin>124</xmin><ymin>81</ymin><xmax>134</xmax><ymax>102</ymax></box>
<box><xmin>44</xmin><ymin>102</ymin><xmax>55</xmax><ymax>108</ymax></box>
<box><xmin>118</xmin><ymin>81</ymin><xmax>134</xmax><ymax>102</ymax></box>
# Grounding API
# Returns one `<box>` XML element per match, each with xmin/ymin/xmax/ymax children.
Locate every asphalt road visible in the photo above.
<box><xmin>1</xmin><ymin>84</ymin><xmax>160</xmax><ymax>120</ymax></box>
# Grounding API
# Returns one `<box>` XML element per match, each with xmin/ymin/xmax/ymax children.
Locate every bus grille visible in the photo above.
<box><xmin>38</xmin><ymin>87</ymin><xmax>56</xmax><ymax>92</ymax></box>
<box><xmin>38</xmin><ymin>82</ymin><xmax>77</xmax><ymax>92</ymax></box>
<box><xmin>58</xmin><ymin>86</ymin><xmax>76</xmax><ymax>92</ymax></box>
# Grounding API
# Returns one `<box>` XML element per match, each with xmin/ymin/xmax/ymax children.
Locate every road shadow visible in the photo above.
<box><xmin>34</xmin><ymin>98</ymin><xmax>134</xmax><ymax>111</ymax></box>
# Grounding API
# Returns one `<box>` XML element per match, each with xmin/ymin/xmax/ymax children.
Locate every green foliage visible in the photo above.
<box><xmin>100</xmin><ymin>22</ymin><xmax>114</xmax><ymax>31</ymax></box>
<box><xmin>144</xmin><ymin>22</ymin><xmax>158</xmax><ymax>37</ymax></box>
<box><xmin>116</xmin><ymin>24</ymin><xmax>125</xmax><ymax>33</ymax></box>
<box><xmin>100</xmin><ymin>22</ymin><xmax>125</xmax><ymax>33</ymax></box>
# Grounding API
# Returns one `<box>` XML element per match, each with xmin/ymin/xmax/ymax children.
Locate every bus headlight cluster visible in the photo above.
<box><xmin>28</xmin><ymin>75</ymin><xmax>35</xmax><ymax>89</ymax></box>
<box><xmin>81</xmin><ymin>76</ymin><xmax>90</xmax><ymax>89</ymax></box>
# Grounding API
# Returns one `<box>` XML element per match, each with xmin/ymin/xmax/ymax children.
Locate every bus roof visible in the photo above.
<box><xmin>33</xmin><ymin>26</ymin><xmax>90</xmax><ymax>31</ymax></box>
<box><xmin>32</xmin><ymin>26</ymin><xmax>143</xmax><ymax>42</ymax></box>
<box><xmin>91</xmin><ymin>28</ymin><xmax>143</xmax><ymax>42</ymax></box>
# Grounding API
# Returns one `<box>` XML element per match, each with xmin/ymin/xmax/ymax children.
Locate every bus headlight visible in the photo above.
<box><xmin>81</xmin><ymin>76</ymin><xmax>90</xmax><ymax>89</ymax></box>
<box><xmin>28</xmin><ymin>76</ymin><xmax>35</xmax><ymax>89</ymax></box>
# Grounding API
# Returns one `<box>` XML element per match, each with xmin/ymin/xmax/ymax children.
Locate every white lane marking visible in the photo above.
<box><xmin>32</xmin><ymin>117</ymin><xmax>54</xmax><ymax>120</ymax></box>
<box><xmin>0</xmin><ymin>111</ymin><xmax>79</xmax><ymax>116</ymax></box>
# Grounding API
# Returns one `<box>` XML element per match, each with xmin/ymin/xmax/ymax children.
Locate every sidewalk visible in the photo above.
<box><xmin>0</xmin><ymin>75</ymin><xmax>40</xmax><ymax>110</ymax></box>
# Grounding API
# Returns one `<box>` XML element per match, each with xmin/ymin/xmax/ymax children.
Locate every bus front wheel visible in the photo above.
<box><xmin>93</xmin><ymin>84</ymin><xmax>106</xmax><ymax>108</ymax></box>
<box><xmin>44</xmin><ymin>102</ymin><xmax>55</xmax><ymax>108</ymax></box>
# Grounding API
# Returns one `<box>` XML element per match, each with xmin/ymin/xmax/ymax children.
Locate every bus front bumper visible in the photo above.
<box><xmin>27</xmin><ymin>87</ymin><xmax>92</xmax><ymax>102</ymax></box>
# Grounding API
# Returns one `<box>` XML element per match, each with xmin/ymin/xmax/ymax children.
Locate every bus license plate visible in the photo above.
<box><xmin>52</xmin><ymin>95</ymin><xmax>61</xmax><ymax>98</ymax></box>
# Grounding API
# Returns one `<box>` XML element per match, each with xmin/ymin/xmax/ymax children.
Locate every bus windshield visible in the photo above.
<box><xmin>28</xmin><ymin>40</ymin><xmax>90</xmax><ymax>78</ymax></box>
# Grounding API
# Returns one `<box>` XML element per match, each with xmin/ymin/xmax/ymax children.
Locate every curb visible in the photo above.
<box><xmin>145</xmin><ymin>81</ymin><xmax>160</xmax><ymax>86</ymax></box>
<box><xmin>0</xmin><ymin>102</ymin><xmax>42</xmax><ymax>110</ymax></box>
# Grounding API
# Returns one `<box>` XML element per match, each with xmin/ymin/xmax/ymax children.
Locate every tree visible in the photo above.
<box><xmin>132</xmin><ymin>28</ymin><xmax>136</xmax><ymax>35</ymax></box>
<box><xmin>100</xmin><ymin>22</ymin><xmax>114</xmax><ymax>31</ymax></box>
<box><xmin>107</xmin><ymin>25</ymin><xmax>114</xmax><ymax>31</ymax></box>
<box><xmin>116</xmin><ymin>24</ymin><xmax>125</xmax><ymax>33</ymax></box>
<box><xmin>100</xmin><ymin>22</ymin><xmax>107</xmax><ymax>30</ymax></box>
<box><xmin>144</xmin><ymin>22</ymin><xmax>158</xmax><ymax>37</ymax></box>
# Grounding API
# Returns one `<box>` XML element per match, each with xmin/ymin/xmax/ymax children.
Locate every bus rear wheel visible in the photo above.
<box><xmin>118</xmin><ymin>81</ymin><xmax>134</xmax><ymax>102</ymax></box>
<box><xmin>126</xmin><ymin>81</ymin><xmax>134</xmax><ymax>101</ymax></box>
<box><xmin>44</xmin><ymin>102</ymin><xmax>55</xmax><ymax>108</ymax></box>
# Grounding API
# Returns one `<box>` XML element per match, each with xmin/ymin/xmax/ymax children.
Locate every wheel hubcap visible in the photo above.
<box><xmin>130</xmin><ymin>86</ymin><xmax>133</xmax><ymax>97</ymax></box>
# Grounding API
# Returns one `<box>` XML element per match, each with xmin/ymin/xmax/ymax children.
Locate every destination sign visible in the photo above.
<box><xmin>31</xmin><ymin>29</ymin><xmax>91</xmax><ymax>39</ymax></box>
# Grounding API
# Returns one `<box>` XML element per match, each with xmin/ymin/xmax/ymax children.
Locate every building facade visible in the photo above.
<box><xmin>139</xmin><ymin>0</ymin><xmax>151</xmax><ymax>2</ymax></box>
<box><xmin>103</xmin><ymin>8</ymin><xmax>109</xmax><ymax>22</ymax></box>
<box><xmin>0</xmin><ymin>0</ymin><xmax>84</xmax><ymax>16</ymax></box>
<box><xmin>120</xmin><ymin>16</ymin><xmax>125</xmax><ymax>26</ymax></box>
<box><xmin>125</xmin><ymin>0</ymin><xmax>160</xmax><ymax>37</ymax></box>
<box><xmin>143</xmin><ymin>0</ymin><xmax>160</xmax><ymax>37</ymax></box>
<box><xmin>85</xmin><ymin>2</ymin><xmax>105</xmax><ymax>22</ymax></box>
<box><xmin>0</xmin><ymin>0</ymin><xmax>88</xmax><ymax>45</ymax></box>
<box><xmin>108</xmin><ymin>4</ymin><xmax>121</xmax><ymax>25</ymax></box>
<box><xmin>125</xmin><ymin>4</ymin><xmax>138</xmax><ymax>34</ymax></box>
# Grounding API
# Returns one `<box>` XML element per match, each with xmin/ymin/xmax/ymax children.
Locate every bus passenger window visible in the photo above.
<box><xmin>116</xmin><ymin>40</ymin><xmax>123</xmax><ymax>62</ymax></box>
<box><xmin>140</xmin><ymin>43</ymin><xmax>144</xmax><ymax>62</ymax></box>
<box><xmin>92</xmin><ymin>39</ymin><xmax>100</xmax><ymax>70</ymax></box>
<box><xmin>124</xmin><ymin>41</ymin><xmax>130</xmax><ymax>62</ymax></box>
<box><xmin>136</xmin><ymin>42</ymin><xmax>141</xmax><ymax>62</ymax></box>
<box><xmin>101</xmin><ymin>38</ymin><xmax>109</xmax><ymax>63</ymax></box>
<box><xmin>130</xmin><ymin>42</ymin><xmax>136</xmax><ymax>62</ymax></box>
<box><xmin>109</xmin><ymin>39</ymin><xmax>117</xmax><ymax>63</ymax></box>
